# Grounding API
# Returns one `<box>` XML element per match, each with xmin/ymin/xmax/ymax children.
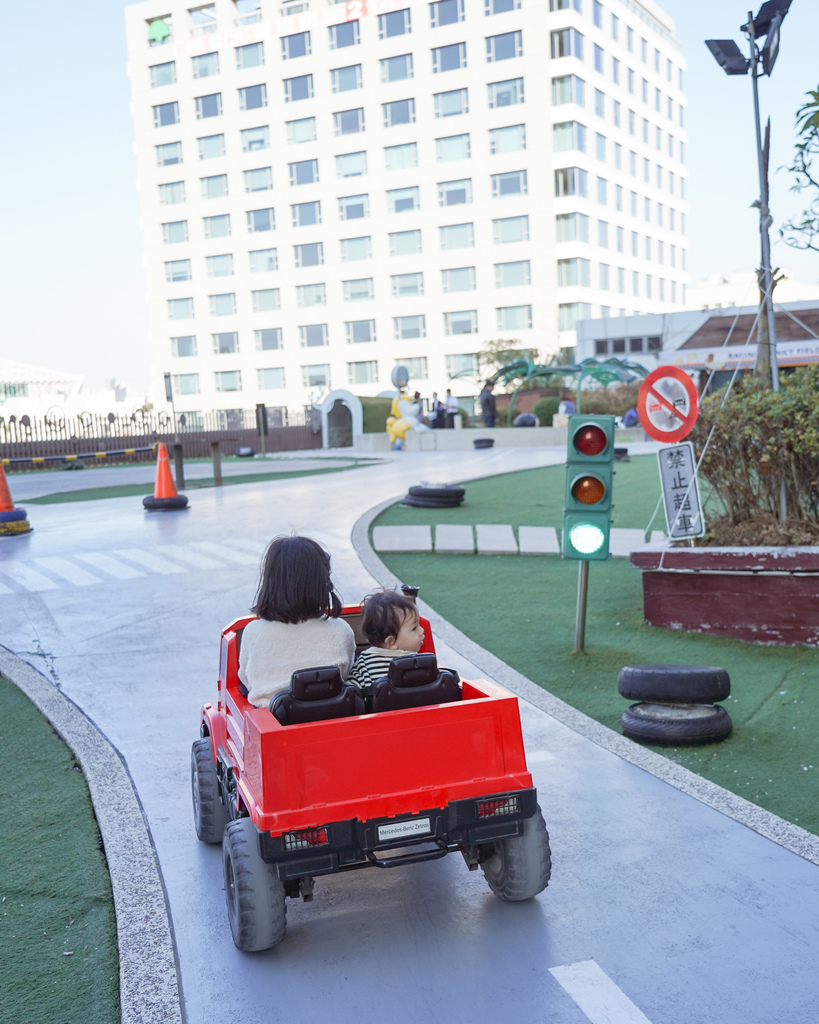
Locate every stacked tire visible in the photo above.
<box><xmin>618</xmin><ymin>664</ymin><xmax>732</xmax><ymax>745</ymax></box>
<box><xmin>401</xmin><ymin>484</ymin><xmax>465</xmax><ymax>509</ymax></box>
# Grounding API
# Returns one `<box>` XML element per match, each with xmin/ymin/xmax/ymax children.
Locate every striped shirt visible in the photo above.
<box><xmin>348</xmin><ymin>647</ymin><xmax>416</xmax><ymax>689</ymax></box>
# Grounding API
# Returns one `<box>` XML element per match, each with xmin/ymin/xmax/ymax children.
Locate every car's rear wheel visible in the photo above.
<box><xmin>191</xmin><ymin>738</ymin><xmax>229</xmax><ymax>844</ymax></box>
<box><xmin>480</xmin><ymin>807</ymin><xmax>551</xmax><ymax>901</ymax></box>
<box><xmin>222</xmin><ymin>818</ymin><xmax>286</xmax><ymax>952</ymax></box>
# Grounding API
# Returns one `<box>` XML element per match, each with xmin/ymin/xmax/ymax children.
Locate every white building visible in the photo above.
<box><xmin>125</xmin><ymin>0</ymin><xmax>689</xmax><ymax>421</ymax></box>
<box><xmin>687</xmin><ymin>269</ymin><xmax>819</xmax><ymax>311</ymax></box>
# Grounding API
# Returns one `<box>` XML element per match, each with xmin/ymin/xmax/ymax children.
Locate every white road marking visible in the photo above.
<box><xmin>0</xmin><ymin>578</ymin><xmax>14</xmax><ymax>595</ymax></box>
<box><xmin>114</xmin><ymin>548</ymin><xmax>187</xmax><ymax>574</ymax></box>
<box><xmin>193</xmin><ymin>541</ymin><xmax>258</xmax><ymax>565</ymax></box>
<box><xmin>549</xmin><ymin>961</ymin><xmax>653</xmax><ymax>1024</ymax></box>
<box><xmin>221</xmin><ymin>537</ymin><xmax>267</xmax><ymax>557</ymax></box>
<box><xmin>153</xmin><ymin>544</ymin><xmax>224</xmax><ymax>569</ymax></box>
<box><xmin>0</xmin><ymin>563</ymin><xmax>60</xmax><ymax>592</ymax></box>
<box><xmin>76</xmin><ymin>552</ymin><xmax>145</xmax><ymax>580</ymax></box>
<box><xmin>33</xmin><ymin>556</ymin><xmax>103</xmax><ymax>587</ymax></box>
<box><xmin>526</xmin><ymin>750</ymin><xmax>556</xmax><ymax>763</ymax></box>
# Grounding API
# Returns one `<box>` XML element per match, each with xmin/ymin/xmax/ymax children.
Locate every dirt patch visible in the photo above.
<box><xmin>698</xmin><ymin>515</ymin><xmax>819</xmax><ymax>547</ymax></box>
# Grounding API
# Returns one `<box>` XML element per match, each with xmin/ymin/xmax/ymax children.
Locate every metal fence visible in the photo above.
<box><xmin>0</xmin><ymin>409</ymin><xmax>321</xmax><ymax>469</ymax></box>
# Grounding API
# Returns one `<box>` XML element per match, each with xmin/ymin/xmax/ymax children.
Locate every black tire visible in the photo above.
<box><xmin>480</xmin><ymin>807</ymin><xmax>551</xmax><ymax>901</ymax></box>
<box><xmin>142</xmin><ymin>494</ymin><xmax>189</xmax><ymax>511</ymax></box>
<box><xmin>473</xmin><ymin>439</ymin><xmax>495</xmax><ymax>449</ymax></box>
<box><xmin>408</xmin><ymin>485</ymin><xmax>466</xmax><ymax>500</ymax></box>
<box><xmin>621</xmin><ymin>703</ymin><xmax>733</xmax><ymax>745</ymax></box>
<box><xmin>401</xmin><ymin>496</ymin><xmax>464</xmax><ymax>508</ymax></box>
<box><xmin>191</xmin><ymin>738</ymin><xmax>229</xmax><ymax>844</ymax></box>
<box><xmin>222</xmin><ymin>818</ymin><xmax>287</xmax><ymax>952</ymax></box>
<box><xmin>0</xmin><ymin>508</ymin><xmax>28</xmax><ymax>523</ymax></box>
<box><xmin>618</xmin><ymin>664</ymin><xmax>730</xmax><ymax>704</ymax></box>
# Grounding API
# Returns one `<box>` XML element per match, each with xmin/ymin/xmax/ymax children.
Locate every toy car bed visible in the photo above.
<box><xmin>192</xmin><ymin>605</ymin><xmax>551</xmax><ymax>951</ymax></box>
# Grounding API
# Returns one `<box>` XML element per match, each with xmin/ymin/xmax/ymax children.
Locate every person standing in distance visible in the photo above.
<box><xmin>479</xmin><ymin>380</ymin><xmax>497</xmax><ymax>428</ymax></box>
<box><xmin>445</xmin><ymin>389</ymin><xmax>460</xmax><ymax>429</ymax></box>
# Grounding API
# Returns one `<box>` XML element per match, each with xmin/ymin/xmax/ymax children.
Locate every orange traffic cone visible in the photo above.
<box><xmin>143</xmin><ymin>443</ymin><xmax>189</xmax><ymax>511</ymax></box>
<box><xmin>0</xmin><ymin>462</ymin><xmax>32</xmax><ymax>536</ymax></box>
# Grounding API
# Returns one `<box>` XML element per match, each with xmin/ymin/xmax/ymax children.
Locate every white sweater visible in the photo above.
<box><xmin>238</xmin><ymin>616</ymin><xmax>356</xmax><ymax>708</ymax></box>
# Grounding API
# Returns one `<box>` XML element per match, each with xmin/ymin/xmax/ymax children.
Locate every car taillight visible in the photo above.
<box><xmin>476</xmin><ymin>796</ymin><xmax>520</xmax><ymax>819</ymax></box>
<box><xmin>283</xmin><ymin>827</ymin><xmax>329</xmax><ymax>851</ymax></box>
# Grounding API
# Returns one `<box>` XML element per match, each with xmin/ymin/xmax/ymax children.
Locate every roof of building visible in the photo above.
<box><xmin>679</xmin><ymin>306</ymin><xmax>819</xmax><ymax>349</ymax></box>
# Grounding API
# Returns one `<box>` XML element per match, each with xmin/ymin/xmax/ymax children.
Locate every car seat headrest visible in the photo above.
<box><xmin>388</xmin><ymin>653</ymin><xmax>439</xmax><ymax>688</ymax></box>
<box><xmin>290</xmin><ymin>666</ymin><xmax>344</xmax><ymax>702</ymax></box>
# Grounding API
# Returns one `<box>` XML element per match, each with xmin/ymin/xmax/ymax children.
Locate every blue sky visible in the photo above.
<box><xmin>0</xmin><ymin>0</ymin><xmax>816</xmax><ymax>396</ymax></box>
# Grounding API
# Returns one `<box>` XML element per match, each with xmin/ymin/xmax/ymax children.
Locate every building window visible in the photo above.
<box><xmin>338</xmin><ymin>193</ymin><xmax>369</xmax><ymax>220</ymax></box>
<box><xmin>162</xmin><ymin>220</ymin><xmax>188</xmax><ymax>244</ymax></box>
<box><xmin>245</xmin><ymin>167</ymin><xmax>273</xmax><ymax>192</ymax></box>
<box><xmin>390</xmin><ymin>229</ymin><xmax>422</xmax><ymax>255</ymax></box>
<box><xmin>493</xmin><ymin>215</ymin><xmax>528</xmax><ymax>242</ymax></box>
<box><xmin>346</xmin><ymin>320</ymin><xmax>376</xmax><ymax>343</ymax></box>
<box><xmin>594</xmin><ymin>44</ymin><xmax>604</xmax><ymax>74</ymax></box>
<box><xmin>159</xmin><ymin>181</ymin><xmax>185</xmax><ymax>205</ymax></box>
<box><xmin>294</xmin><ymin>242</ymin><xmax>324</xmax><ymax>267</ymax></box>
<box><xmin>286</xmin><ymin>117</ymin><xmax>316</xmax><ymax>144</ymax></box>
<box><xmin>336</xmin><ymin>151</ymin><xmax>368</xmax><ymax>177</ymax></box>
<box><xmin>252</xmin><ymin>288</ymin><xmax>280</xmax><ymax>312</ymax></box>
<box><xmin>285</xmin><ymin>75</ymin><xmax>314</xmax><ymax>102</ymax></box>
<box><xmin>236</xmin><ymin>41</ymin><xmax>264</xmax><ymax>70</ymax></box>
<box><xmin>150</xmin><ymin>61</ymin><xmax>176</xmax><ymax>87</ymax></box>
<box><xmin>385</xmin><ymin>143</ymin><xmax>418</xmax><ymax>171</ymax></box>
<box><xmin>487</xmin><ymin>31</ymin><xmax>522</xmax><ymax>62</ymax></box>
<box><xmin>434</xmin><ymin>88</ymin><xmax>469</xmax><ymax>117</ymax></box>
<box><xmin>599</xmin><ymin>264</ymin><xmax>610</xmax><ymax>290</ymax></box>
<box><xmin>392</xmin><ymin>272</ymin><xmax>424</xmax><ymax>297</ymax></box>
<box><xmin>334</xmin><ymin>108</ymin><xmax>365</xmax><ymax>135</ymax></box>
<box><xmin>598</xmin><ymin>221</ymin><xmax>608</xmax><ymax>247</ymax></box>
<box><xmin>558</xmin><ymin>302</ymin><xmax>591</xmax><ymax>330</ymax></box>
<box><xmin>491</xmin><ymin>170</ymin><xmax>526</xmax><ymax>197</ymax></box>
<box><xmin>215</xmin><ymin>371</ymin><xmax>242</xmax><ymax>392</ymax></box>
<box><xmin>440</xmin><ymin>222</ymin><xmax>475</xmax><ymax>249</ymax></box>
<box><xmin>378</xmin><ymin>9</ymin><xmax>411</xmax><ymax>38</ymax></box>
<box><xmin>195</xmin><ymin>93</ymin><xmax>222</xmax><ymax>119</ymax></box>
<box><xmin>165</xmin><ymin>259</ymin><xmax>191</xmax><ymax>282</ymax></box>
<box><xmin>553</xmin><ymin>121</ymin><xmax>586</xmax><ymax>152</ymax></box>
<box><xmin>551</xmin><ymin>28</ymin><xmax>583</xmax><ymax>60</ymax></box>
<box><xmin>296</xmin><ymin>284</ymin><xmax>325</xmax><ymax>307</ymax></box>
<box><xmin>348</xmin><ymin>360</ymin><xmax>378</xmax><ymax>384</ymax></box>
<box><xmin>489</xmin><ymin>125</ymin><xmax>525</xmax><ymax>154</ymax></box>
<box><xmin>340</xmin><ymin>236</ymin><xmax>372</xmax><ymax>261</ymax></box>
<box><xmin>557</xmin><ymin>258</ymin><xmax>590</xmax><ymax>287</ymax></box>
<box><xmin>488</xmin><ymin>77</ymin><xmax>524</xmax><ymax>108</ymax></box>
<box><xmin>388</xmin><ymin>186</ymin><xmax>421</xmax><ymax>213</ymax></box>
<box><xmin>444</xmin><ymin>309</ymin><xmax>478</xmax><ymax>334</ymax></box>
<box><xmin>343</xmin><ymin>277</ymin><xmax>374</xmax><ymax>301</ymax></box>
<box><xmin>597</xmin><ymin>176</ymin><xmax>607</xmax><ymax>204</ymax></box>
<box><xmin>192</xmin><ymin>52</ymin><xmax>219</xmax><ymax>79</ymax></box>
<box><xmin>256</xmin><ymin>328</ymin><xmax>282</xmax><ymax>351</ymax></box>
<box><xmin>612</xmin><ymin>57</ymin><xmax>620</xmax><ymax>85</ymax></box>
<box><xmin>302</xmin><ymin>364</ymin><xmax>330</xmax><ymax>387</ymax></box>
<box><xmin>289</xmin><ymin>159</ymin><xmax>318</xmax><ymax>186</ymax></box>
<box><xmin>201</xmin><ymin>214</ymin><xmax>229</xmax><ymax>239</ymax></box>
<box><xmin>381</xmin><ymin>54</ymin><xmax>414</xmax><ymax>83</ymax></box>
<box><xmin>618</xmin><ymin>267</ymin><xmax>625</xmax><ymax>293</ymax></box>
<box><xmin>329</xmin><ymin>19</ymin><xmax>361</xmax><ymax>49</ymax></box>
<box><xmin>442</xmin><ymin>266</ymin><xmax>476</xmax><ymax>292</ymax></box>
<box><xmin>554</xmin><ymin>167</ymin><xmax>587</xmax><ymax>197</ymax></box>
<box><xmin>383</xmin><ymin>98</ymin><xmax>416</xmax><ymax>128</ymax></box>
<box><xmin>201</xmin><ymin>173</ymin><xmax>228</xmax><ymax>199</ymax></box>
<box><xmin>331</xmin><ymin>64</ymin><xmax>362</xmax><ymax>92</ymax></box>
<box><xmin>247</xmin><ymin>207</ymin><xmax>275</xmax><ymax>232</ymax></box>
<box><xmin>445</xmin><ymin>353</ymin><xmax>478</xmax><ymax>376</ymax></box>
<box><xmin>497</xmin><ymin>305</ymin><xmax>532</xmax><ymax>330</ymax></box>
<box><xmin>555</xmin><ymin>212</ymin><xmax>589</xmax><ymax>242</ymax></box>
<box><xmin>206</xmin><ymin>254</ymin><xmax>233</xmax><ymax>277</ymax></box>
<box><xmin>291</xmin><ymin>201</ymin><xmax>320</xmax><ymax>227</ymax></box>
<box><xmin>394</xmin><ymin>315</ymin><xmax>426</xmax><ymax>339</ymax></box>
<box><xmin>198</xmin><ymin>134</ymin><xmax>225</xmax><ymax>159</ymax></box>
<box><xmin>300</xmin><ymin>324</ymin><xmax>329</xmax><ymax>347</ymax></box>
<box><xmin>595</xmin><ymin>89</ymin><xmax>605</xmax><ymax>118</ymax></box>
<box><xmin>156</xmin><ymin>141</ymin><xmax>183</xmax><ymax>166</ymax></box>
<box><xmin>153</xmin><ymin>101</ymin><xmax>179</xmax><ymax>127</ymax></box>
<box><xmin>258</xmin><ymin>367</ymin><xmax>285</xmax><ymax>389</ymax></box>
<box><xmin>495</xmin><ymin>260</ymin><xmax>530</xmax><ymax>287</ymax></box>
<box><xmin>398</xmin><ymin>356</ymin><xmax>429</xmax><ymax>380</ymax></box>
<box><xmin>281</xmin><ymin>31</ymin><xmax>310</xmax><ymax>60</ymax></box>
<box><xmin>249</xmin><ymin>248</ymin><xmax>277</xmax><ymax>272</ymax></box>
<box><xmin>209</xmin><ymin>293</ymin><xmax>236</xmax><ymax>316</ymax></box>
<box><xmin>439</xmin><ymin>178</ymin><xmax>472</xmax><ymax>206</ymax></box>
<box><xmin>552</xmin><ymin>75</ymin><xmax>585</xmax><ymax>106</ymax></box>
<box><xmin>168</xmin><ymin>297</ymin><xmax>194</xmax><ymax>319</ymax></box>
<box><xmin>431</xmin><ymin>0</ymin><xmax>464</xmax><ymax>27</ymax></box>
<box><xmin>486</xmin><ymin>0</ymin><xmax>521</xmax><ymax>12</ymax></box>
<box><xmin>239</xmin><ymin>84</ymin><xmax>267</xmax><ymax>111</ymax></box>
<box><xmin>433</xmin><ymin>43</ymin><xmax>467</xmax><ymax>73</ymax></box>
<box><xmin>595</xmin><ymin>340</ymin><xmax>608</xmax><ymax>355</ymax></box>
<box><xmin>172</xmin><ymin>373</ymin><xmax>200</xmax><ymax>395</ymax></box>
<box><xmin>171</xmin><ymin>335</ymin><xmax>196</xmax><ymax>357</ymax></box>
<box><xmin>212</xmin><ymin>332</ymin><xmax>239</xmax><ymax>354</ymax></box>
<box><xmin>437</xmin><ymin>133</ymin><xmax>471</xmax><ymax>161</ymax></box>
<box><xmin>241</xmin><ymin>126</ymin><xmax>269</xmax><ymax>152</ymax></box>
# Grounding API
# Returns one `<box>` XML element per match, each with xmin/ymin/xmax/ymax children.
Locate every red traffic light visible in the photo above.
<box><xmin>571</xmin><ymin>475</ymin><xmax>607</xmax><ymax>505</ymax></box>
<box><xmin>572</xmin><ymin>424</ymin><xmax>608</xmax><ymax>457</ymax></box>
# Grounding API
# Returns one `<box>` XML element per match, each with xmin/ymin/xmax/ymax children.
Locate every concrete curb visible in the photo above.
<box><xmin>0</xmin><ymin>648</ymin><xmax>183</xmax><ymax>1024</ymax></box>
<box><xmin>352</xmin><ymin>499</ymin><xmax>819</xmax><ymax>868</ymax></box>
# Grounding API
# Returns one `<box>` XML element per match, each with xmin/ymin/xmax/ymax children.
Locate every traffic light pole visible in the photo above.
<box><xmin>574</xmin><ymin>561</ymin><xmax>589</xmax><ymax>653</ymax></box>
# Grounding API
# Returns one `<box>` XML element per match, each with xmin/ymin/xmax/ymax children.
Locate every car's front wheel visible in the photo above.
<box><xmin>191</xmin><ymin>738</ymin><xmax>230</xmax><ymax>844</ymax></box>
<box><xmin>480</xmin><ymin>807</ymin><xmax>551</xmax><ymax>901</ymax></box>
<box><xmin>222</xmin><ymin>818</ymin><xmax>286</xmax><ymax>952</ymax></box>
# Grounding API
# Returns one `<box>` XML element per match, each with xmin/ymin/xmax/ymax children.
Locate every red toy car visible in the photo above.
<box><xmin>192</xmin><ymin>606</ymin><xmax>551</xmax><ymax>951</ymax></box>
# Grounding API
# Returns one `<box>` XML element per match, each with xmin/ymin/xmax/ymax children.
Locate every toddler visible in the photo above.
<box><xmin>348</xmin><ymin>591</ymin><xmax>425</xmax><ymax>690</ymax></box>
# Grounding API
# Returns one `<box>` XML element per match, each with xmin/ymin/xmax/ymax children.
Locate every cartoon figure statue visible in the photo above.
<box><xmin>386</xmin><ymin>367</ymin><xmax>429</xmax><ymax>449</ymax></box>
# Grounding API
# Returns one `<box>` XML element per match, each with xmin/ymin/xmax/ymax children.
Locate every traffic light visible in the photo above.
<box><xmin>562</xmin><ymin>414</ymin><xmax>615</xmax><ymax>561</ymax></box>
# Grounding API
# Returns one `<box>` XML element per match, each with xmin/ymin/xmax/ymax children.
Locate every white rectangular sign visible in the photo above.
<box><xmin>657</xmin><ymin>442</ymin><xmax>706</xmax><ymax>539</ymax></box>
<box><xmin>377</xmin><ymin>817</ymin><xmax>431</xmax><ymax>842</ymax></box>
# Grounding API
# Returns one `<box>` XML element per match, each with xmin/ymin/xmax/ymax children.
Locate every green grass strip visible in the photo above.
<box><xmin>0</xmin><ymin>677</ymin><xmax>119</xmax><ymax>1024</ymax></box>
<box><xmin>375</xmin><ymin>458</ymin><xmax>819</xmax><ymax>836</ymax></box>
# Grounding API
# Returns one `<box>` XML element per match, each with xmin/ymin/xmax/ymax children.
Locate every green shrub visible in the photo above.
<box><xmin>578</xmin><ymin>382</ymin><xmax>641</xmax><ymax>416</ymax></box>
<box><xmin>532</xmin><ymin>397</ymin><xmax>560</xmax><ymax>426</ymax></box>
<box><xmin>361</xmin><ymin>397</ymin><xmax>394</xmax><ymax>433</ymax></box>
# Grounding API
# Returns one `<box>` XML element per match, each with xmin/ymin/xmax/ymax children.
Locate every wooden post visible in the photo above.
<box><xmin>211</xmin><ymin>441</ymin><xmax>223</xmax><ymax>486</ymax></box>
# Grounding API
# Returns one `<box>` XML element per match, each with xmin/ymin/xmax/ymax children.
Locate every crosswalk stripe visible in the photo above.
<box><xmin>549</xmin><ymin>961</ymin><xmax>653</xmax><ymax>1024</ymax></box>
<box><xmin>76</xmin><ymin>552</ymin><xmax>145</xmax><ymax>580</ymax></box>
<box><xmin>33</xmin><ymin>556</ymin><xmax>103</xmax><ymax>587</ymax></box>
<box><xmin>153</xmin><ymin>544</ymin><xmax>225</xmax><ymax>569</ymax></box>
<box><xmin>193</xmin><ymin>541</ymin><xmax>259</xmax><ymax>565</ymax></box>
<box><xmin>221</xmin><ymin>538</ymin><xmax>267</xmax><ymax>557</ymax></box>
<box><xmin>0</xmin><ymin>563</ymin><xmax>60</xmax><ymax>592</ymax></box>
<box><xmin>114</xmin><ymin>548</ymin><xmax>187</xmax><ymax>575</ymax></box>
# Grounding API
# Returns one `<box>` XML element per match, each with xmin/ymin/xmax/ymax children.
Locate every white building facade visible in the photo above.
<box><xmin>125</xmin><ymin>0</ymin><xmax>689</xmax><ymax>421</ymax></box>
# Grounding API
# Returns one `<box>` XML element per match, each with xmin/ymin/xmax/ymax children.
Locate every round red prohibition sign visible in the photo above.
<box><xmin>637</xmin><ymin>366</ymin><xmax>699</xmax><ymax>443</ymax></box>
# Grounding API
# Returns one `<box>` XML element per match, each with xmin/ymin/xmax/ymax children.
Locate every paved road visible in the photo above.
<box><xmin>1</xmin><ymin>446</ymin><xmax>817</xmax><ymax>1024</ymax></box>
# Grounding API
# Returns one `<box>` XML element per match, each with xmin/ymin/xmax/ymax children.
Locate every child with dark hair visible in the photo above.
<box><xmin>348</xmin><ymin>591</ymin><xmax>425</xmax><ymax>690</ymax></box>
<box><xmin>238</xmin><ymin>535</ymin><xmax>355</xmax><ymax>708</ymax></box>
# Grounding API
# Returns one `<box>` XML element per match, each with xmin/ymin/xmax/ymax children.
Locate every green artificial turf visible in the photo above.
<box><xmin>0</xmin><ymin>678</ymin><xmax>119</xmax><ymax>1024</ymax></box>
<box><xmin>375</xmin><ymin>458</ymin><xmax>819</xmax><ymax>836</ymax></box>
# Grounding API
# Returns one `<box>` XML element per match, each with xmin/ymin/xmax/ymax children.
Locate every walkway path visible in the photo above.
<box><xmin>1</xmin><ymin>445</ymin><xmax>817</xmax><ymax>1024</ymax></box>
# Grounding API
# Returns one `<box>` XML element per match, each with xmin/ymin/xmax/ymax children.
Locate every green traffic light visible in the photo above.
<box><xmin>569</xmin><ymin>522</ymin><xmax>606</xmax><ymax>554</ymax></box>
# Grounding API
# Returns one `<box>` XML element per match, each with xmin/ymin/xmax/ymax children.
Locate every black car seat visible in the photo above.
<box><xmin>370</xmin><ymin>654</ymin><xmax>461</xmax><ymax>713</ymax></box>
<box><xmin>269</xmin><ymin>666</ymin><xmax>365</xmax><ymax>725</ymax></box>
